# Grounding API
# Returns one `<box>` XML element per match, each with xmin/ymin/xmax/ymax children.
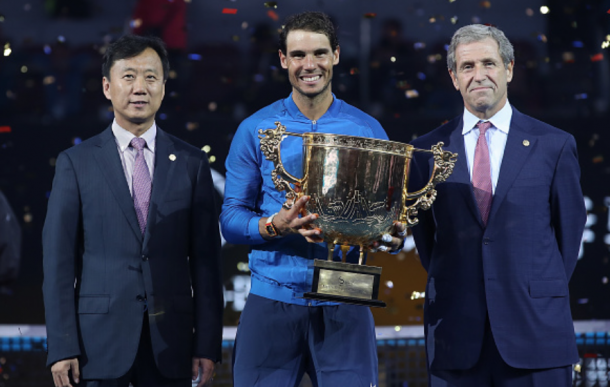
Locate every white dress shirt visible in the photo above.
<box><xmin>111</xmin><ymin>120</ymin><xmax>156</xmax><ymax>196</ymax></box>
<box><xmin>462</xmin><ymin>101</ymin><xmax>512</xmax><ymax>194</ymax></box>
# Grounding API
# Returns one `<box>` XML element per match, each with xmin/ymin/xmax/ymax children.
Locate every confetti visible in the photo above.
<box><xmin>480</xmin><ymin>1</ymin><xmax>491</xmax><ymax>8</ymax></box>
<box><xmin>593</xmin><ymin>155</ymin><xmax>604</xmax><ymax>163</ymax></box>
<box><xmin>186</xmin><ymin>122</ymin><xmax>199</xmax><ymax>131</ymax></box>
<box><xmin>43</xmin><ymin>44</ymin><xmax>52</xmax><ymax>54</ymax></box>
<box><xmin>187</xmin><ymin>53</ymin><xmax>202</xmax><ymax>60</ymax></box>
<box><xmin>414</xmin><ymin>42</ymin><xmax>426</xmax><ymax>49</ymax></box>
<box><xmin>130</xmin><ymin>19</ymin><xmax>142</xmax><ymax>28</ymax></box>
<box><xmin>451</xmin><ymin>16</ymin><xmax>458</xmax><ymax>24</ymax></box>
<box><xmin>602</xmin><ymin>41</ymin><xmax>610</xmax><ymax>49</ymax></box>
<box><xmin>208</xmin><ymin>102</ymin><xmax>218</xmax><ymax>111</ymax></box>
<box><xmin>363</xmin><ymin>13</ymin><xmax>377</xmax><ymax>18</ymax></box>
<box><xmin>58</xmin><ymin>35</ymin><xmax>66</xmax><ymax>43</ymax></box>
<box><xmin>417</xmin><ymin>72</ymin><xmax>426</xmax><ymax>80</ymax></box>
<box><xmin>0</xmin><ymin>126</ymin><xmax>11</xmax><ymax>133</ymax></box>
<box><xmin>209</xmin><ymin>155</ymin><xmax>216</xmax><ymax>163</ymax></box>
<box><xmin>202</xmin><ymin>145</ymin><xmax>212</xmax><ymax>153</ymax></box>
<box><xmin>264</xmin><ymin>1</ymin><xmax>277</xmax><ymax>8</ymax></box>
<box><xmin>405</xmin><ymin>90</ymin><xmax>419</xmax><ymax>99</ymax></box>
<box><xmin>222</xmin><ymin>8</ymin><xmax>238</xmax><ymax>14</ymax></box>
<box><xmin>540</xmin><ymin>5</ymin><xmax>549</xmax><ymax>14</ymax></box>
<box><xmin>574</xmin><ymin>93</ymin><xmax>588</xmax><ymax>100</ymax></box>
<box><xmin>572</xmin><ymin>41</ymin><xmax>584</xmax><ymax>48</ymax></box>
<box><xmin>562</xmin><ymin>52</ymin><xmax>575</xmax><ymax>63</ymax></box>
<box><xmin>20</xmin><ymin>66</ymin><xmax>28</xmax><ymax>73</ymax></box>
<box><xmin>591</xmin><ymin>53</ymin><xmax>604</xmax><ymax>62</ymax></box>
<box><xmin>169</xmin><ymin>70</ymin><xmax>177</xmax><ymax>79</ymax></box>
<box><xmin>267</xmin><ymin>10</ymin><xmax>279</xmax><ymax>21</ymax></box>
<box><xmin>3</xmin><ymin>43</ymin><xmax>11</xmax><ymax>57</ymax></box>
<box><xmin>525</xmin><ymin>8</ymin><xmax>534</xmax><ymax>16</ymax></box>
<box><xmin>349</xmin><ymin>67</ymin><xmax>359</xmax><ymax>75</ymax></box>
<box><xmin>0</xmin><ymin>14</ymin><xmax>4</xmax><ymax>22</ymax></box>
<box><xmin>537</xmin><ymin>34</ymin><xmax>547</xmax><ymax>43</ymax></box>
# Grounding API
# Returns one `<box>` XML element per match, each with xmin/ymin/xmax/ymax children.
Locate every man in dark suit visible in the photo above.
<box><xmin>409</xmin><ymin>24</ymin><xmax>586</xmax><ymax>387</ymax></box>
<box><xmin>42</xmin><ymin>35</ymin><xmax>223</xmax><ymax>387</ymax></box>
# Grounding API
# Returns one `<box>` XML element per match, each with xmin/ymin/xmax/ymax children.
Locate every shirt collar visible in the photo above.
<box><xmin>462</xmin><ymin>101</ymin><xmax>513</xmax><ymax>135</ymax></box>
<box><xmin>284</xmin><ymin>92</ymin><xmax>342</xmax><ymax>121</ymax></box>
<box><xmin>111</xmin><ymin>120</ymin><xmax>157</xmax><ymax>152</ymax></box>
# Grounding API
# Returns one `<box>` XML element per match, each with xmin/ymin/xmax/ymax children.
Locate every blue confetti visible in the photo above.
<box><xmin>187</xmin><ymin>53</ymin><xmax>202</xmax><ymax>61</ymax></box>
<box><xmin>73</xmin><ymin>137</ymin><xmax>82</xmax><ymax>145</ymax></box>
<box><xmin>43</xmin><ymin>44</ymin><xmax>51</xmax><ymax>54</ymax></box>
<box><xmin>254</xmin><ymin>74</ymin><xmax>264</xmax><ymax>83</ymax></box>
<box><xmin>159</xmin><ymin>113</ymin><xmax>167</xmax><ymax>120</ymax></box>
<box><xmin>444</xmin><ymin>44</ymin><xmax>450</xmax><ymax>51</ymax></box>
<box><xmin>57</xmin><ymin>35</ymin><xmax>66</xmax><ymax>43</ymax></box>
<box><xmin>572</xmin><ymin>41</ymin><xmax>584</xmax><ymax>48</ymax></box>
<box><xmin>417</xmin><ymin>72</ymin><xmax>426</xmax><ymax>80</ymax></box>
<box><xmin>575</xmin><ymin>93</ymin><xmax>588</xmax><ymax>100</ymax></box>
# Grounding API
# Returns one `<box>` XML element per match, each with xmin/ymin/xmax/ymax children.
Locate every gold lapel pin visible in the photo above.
<box><xmin>522</xmin><ymin>140</ymin><xmax>530</xmax><ymax>147</ymax></box>
<box><xmin>169</xmin><ymin>154</ymin><xmax>176</xmax><ymax>161</ymax></box>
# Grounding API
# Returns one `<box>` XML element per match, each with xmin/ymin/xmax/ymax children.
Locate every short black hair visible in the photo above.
<box><xmin>102</xmin><ymin>35</ymin><xmax>170</xmax><ymax>82</ymax></box>
<box><xmin>279</xmin><ymin>12</ymin><xmax>338</xmax><ymax>55</ymax></box>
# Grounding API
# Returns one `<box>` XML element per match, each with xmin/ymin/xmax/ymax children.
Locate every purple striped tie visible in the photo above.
<box><xmin>472</xmin><ymin>121</ymin><xmax>493</xmax><ymax>226</ymax></box>
<box><xmin>131</xmin><ymin>137</ymin><xmax>151</xmax><ymax>235</ymax></box>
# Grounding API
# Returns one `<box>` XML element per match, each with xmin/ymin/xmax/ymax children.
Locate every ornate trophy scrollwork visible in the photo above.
<box><xmin>258</xmin><ymin>122</ymin><xmax>304</xmax><ymax>210</ymax></box>
<box><xmin>401</xmin><ymin>142</ymin><xmax>458</xmax><ymax>227</ymax></box>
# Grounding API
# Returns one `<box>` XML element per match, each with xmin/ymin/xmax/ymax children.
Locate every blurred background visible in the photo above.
<box><xmin>0</xmin><ymin>0</ymin><xmax>609</xmax><ymax>385</ymax></box>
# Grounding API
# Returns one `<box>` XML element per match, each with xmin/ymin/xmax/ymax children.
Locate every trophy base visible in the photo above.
<box><xmin>303</xmin><ymin>259</ymin><xmax>386</xmax><ymax>308</ymax></box>
<box><xmin>302</xmin><ymin>292</ymin><xmax>387</xmax><ymax>308</ymax></box>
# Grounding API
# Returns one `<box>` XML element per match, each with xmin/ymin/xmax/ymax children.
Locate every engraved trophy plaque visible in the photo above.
<box><xmin>259</xmin><ymin>122</ymin><xmax>457</xmax><ymax>307</ymax></box>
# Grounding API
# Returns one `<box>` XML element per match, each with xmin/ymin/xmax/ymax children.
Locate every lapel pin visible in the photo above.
<box><xmin>522</xmin><ymin>140</ymin><xmax>530</xmax><ymax>147</ymax></box>
<box><xmin>169</xmin><ymin>154</ymin><xmax>176</xmax><ymax>161</ymax></box>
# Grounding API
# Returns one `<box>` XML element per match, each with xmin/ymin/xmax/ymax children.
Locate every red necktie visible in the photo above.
<box><xmin>472</xmin><ymin>121</ymin><xmax>492</xmax><ymax>226</ymax></box>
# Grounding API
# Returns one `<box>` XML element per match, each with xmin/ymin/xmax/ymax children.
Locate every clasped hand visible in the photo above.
<box><xmin>273</xmin><ymin>196</ymin><xmax>407</xmax><ymax>252</ymax></box>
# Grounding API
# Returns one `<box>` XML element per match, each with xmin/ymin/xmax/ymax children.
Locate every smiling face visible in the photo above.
<box><xmin>279</xmin><ymin>29</ymin><xmax>339</xmax><ymax>101</ymax></box>
<box><xmin>449</xmin><ymin>37</ymin><xmax>513</xmax><ymax>119</ymax></box>
<box><xmin>102</xmin><ymin>47</ymin><xmax>165</xmax><ymax>135</ymax></box>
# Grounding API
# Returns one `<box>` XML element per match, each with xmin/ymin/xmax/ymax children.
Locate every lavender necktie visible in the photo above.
<box><xmin>472</xmin><ymin>121</ymin><xmax>493</xmax><ymax>226</ymax></box>
<box><xmin>131</xmin><ymin>137</ymin><xmax>151</xmax><ymax>235</ymax></box>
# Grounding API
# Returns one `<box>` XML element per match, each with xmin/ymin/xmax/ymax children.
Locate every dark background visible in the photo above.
<box><xmin>0</xmin><ymin>0</ymin><xmax>609</xmax><ymax>326</ymax></box>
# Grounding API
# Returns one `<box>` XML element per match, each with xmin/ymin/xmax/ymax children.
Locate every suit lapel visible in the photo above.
<box><xmin>143</xmin><ymin>128</ymin><xmax>177</xmax><ymax>247</ymax></box>
<box><xmin>93</xmin><ymin>127</ymin><xmax>142</xmax><ymax>241</ymax></box>
<box><xmin>489</xmin><ymin>109</ymin><xmax>535</xmax><ymax>222</ymax></box>
<box><xmin>442</xmin><ymin>119</ymin><xmax>482</xmax><ymax>224</ymax></box>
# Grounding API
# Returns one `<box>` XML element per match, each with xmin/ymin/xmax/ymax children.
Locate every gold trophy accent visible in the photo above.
<box><xmin>259</xmin><ymin>122</ymin><xmax>456</xmax><ymax>307</ymax></box>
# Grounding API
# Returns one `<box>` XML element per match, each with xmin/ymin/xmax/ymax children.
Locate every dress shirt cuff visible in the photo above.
<box><xmin>248</xmin><ymin>216</ymin><xmax>266</xmax><ymax>244</ymax></box>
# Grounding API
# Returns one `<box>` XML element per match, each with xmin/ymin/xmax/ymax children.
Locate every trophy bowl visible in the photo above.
<box><xmin>259</xmin><ymin>122</ymin><xmax>456</xmax><ymax>307</ymax></box>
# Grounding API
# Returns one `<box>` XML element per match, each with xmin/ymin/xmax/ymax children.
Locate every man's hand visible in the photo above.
<box><xmin>192</xmin><ymin>357</ymin><xmax>215</xmax><ymax>387</ymax></box>
<box><xmin>372</xmin><ymin>221</ymin><xmax>407</xmax><ymax>253</ymax></box>
<box><xmin>51</xmin><ymin>358</ymin><xmax>79</xmax><ymax>387</ymax></box>
<box><xmin>260</xmin><ymin>195</ymin><xmax>324</xmax><ymax>243</ymax></box>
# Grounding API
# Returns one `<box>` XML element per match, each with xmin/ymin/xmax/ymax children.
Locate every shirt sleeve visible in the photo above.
<box><xmin>220</xmin><ymin>118</ymin><xmax>267</xmax><ymax>245</ymax></box>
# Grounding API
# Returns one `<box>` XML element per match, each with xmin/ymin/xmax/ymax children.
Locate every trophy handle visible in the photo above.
<box><xmin>400</xmin><ymin>142</ymin><xmax>458</xmax><ymax>227</ymax></box>
<box><xmin>258</xmin><ymin>121</ymin><xmax>305</xmax><ymax>210</ymax></box>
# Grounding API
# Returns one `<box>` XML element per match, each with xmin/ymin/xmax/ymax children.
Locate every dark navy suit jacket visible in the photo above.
<box><xmin>42</xmin><ymin>126</ymin><xmax>223</xmax><ymax>379</ymax></box>
<box><xmin>409</xmin><ymin>107</ymin><xmax>586</xmax><ymax>371</ymax></box>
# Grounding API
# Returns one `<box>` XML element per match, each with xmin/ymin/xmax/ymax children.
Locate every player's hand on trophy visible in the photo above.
<box><xmin>371</xmin><ymin>221</ymin><xmax>407</xmax><ymax>253</ymax></box>
<box><xmin>274</xmin><ymin>195</ymin><xmax>324</xmax><ymax>243</ymax></box>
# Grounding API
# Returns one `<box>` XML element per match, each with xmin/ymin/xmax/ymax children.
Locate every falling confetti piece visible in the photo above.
<box><xmin>186</xmin><ymin>122</ymin><xmax>199</xmax><ymax>131</ymax></box>
<box><xmin>222</xmin><ymin>8</ymin><xmax>238</xmax><ymax>14</ymax></box>
<box><xmin>591</xmin><ymin>53</ymin><xmax>604</xmax><ymax>62</ymax></box>
<box><xmin>188</xmin><ymin>53</ymin><xmax>202</xmax><ymax>60</ymax></box>
<box><xmin>0</xmin><ymin>14</ymin><xmax>5</xmax><ymax>22</ymax></box>
<box><xmin>414</xmin><ymin>42</ymin><xmax>426</xmax><ymax>49</ymax></box>
<box><xmin>480</xmin><ymin>1</ymin><xmax>491</xmax><ymax>8</ymax></box>
<box><xmin>267</xmin><ymin>10</ymin><xmax>279</xmax><ymax>21</ymax></box>
<box><xmin>349</xmin><ymin>67</ymin><xmax>359</xmax><ymax>75</ymax></box>
<box><xmin>525</xmin><ymin>8</ymin><xmax>534</xmax><ymax>16</ymax></box>
<box><xmin>562</xmin><ymin>52</ymin><xmax>575</xmax><ymax>63</ymax></box>
<box><xmin>575</xmin><ymin>93</ymin><xmax>588</xmax><ymax>100</ymax></box>
<box><xmin>572</xmin><ymin>41</ymin><xmax>584</xmax><ymax>48</ymax></box>
<box><xmin>451</xmin><ymin>16</ymin><xmax>458</xmax><ymax>24</ymax></box>
<box><xmin>0</xmin><ymin>126</ymin><xmax>11</xmax><ymax>133</ymax></box>
<box><xmin>540</xmin><ymin>5</ymin><xmax>549</xmax><ymax>14</ymax></box>
<box><xmin>363</xmin><ymin>13</ymin><xmax>377</xmax><ymax>18</ymax></box>
<box><xmin>593</xmin><ymin>155</ymin><xmax>604</xmax><ymax>163</ymax></box>
<box><xmin>405</xmin><ymin>90</ymin><xmax>420</xmax><ymax>99</ymax></box>
<box><xmin>264</xmin><ymin>1</ymin><xmax>277</xmax><ymax>8</ymax></box>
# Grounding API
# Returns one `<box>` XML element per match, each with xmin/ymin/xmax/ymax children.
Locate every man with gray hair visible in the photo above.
<box><xmin>409</xmin><ymin>24</ymin><xmax>586</xmax><ymax>386</ymax></box>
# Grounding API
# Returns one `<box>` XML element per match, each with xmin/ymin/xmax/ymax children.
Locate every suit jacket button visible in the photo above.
<box><xmin>483</xmin><ymin>238</ymin><xmax>490</xmax><ymax>245</ymax></box>
<box><xmin>141</xmin><ymin>255</ymin><xmax>148</xmax><ymax>261</ymax></box>
<box><xmin>136</xmin><ymin>295</ymin><xmax>146</xmax><ymax>302</ymax></box>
